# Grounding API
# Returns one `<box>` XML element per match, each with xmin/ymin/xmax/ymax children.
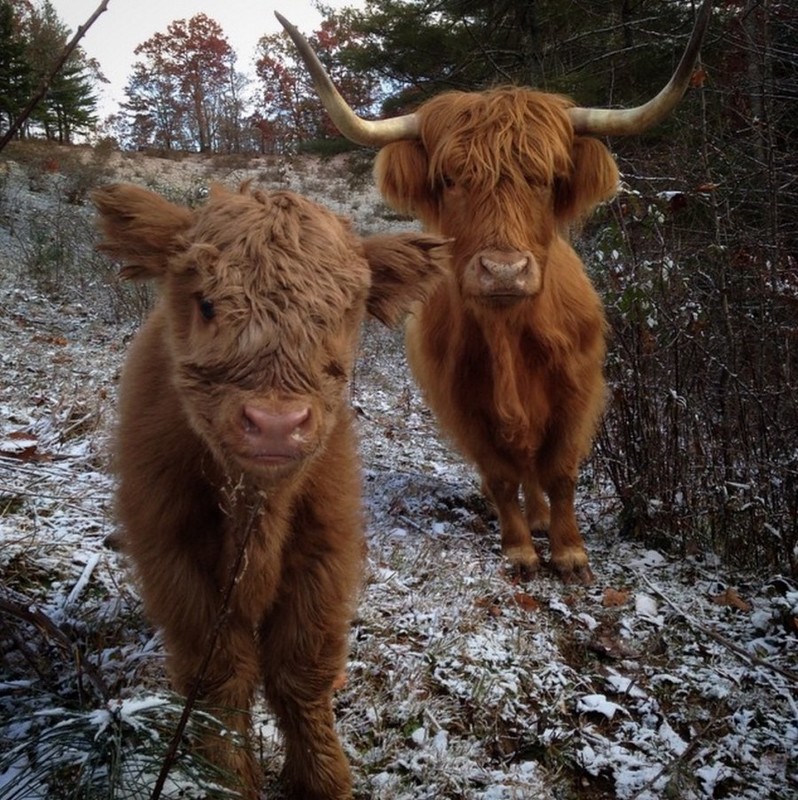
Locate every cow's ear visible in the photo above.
<box><xmin>554</xmin><ymin>137</ymin><xmax>619</xmax><ymax>223</ymax></box>
<box><xmin>362</xmin><ymin>233</ymin><xmax>450</xmax><ymax>327</ymax></box>
<box><xmin>374</xmin><ymin>141</ymin><xmax>438</xmax><ymax>223</ymax></box>
<box><xmin>92</xmin><ymin>183</ymin><xmax>193</xmax><ymax>281</ymax></box>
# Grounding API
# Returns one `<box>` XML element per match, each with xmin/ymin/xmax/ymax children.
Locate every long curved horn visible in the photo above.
<box><xmin>568</xmin><ymin>0</ymin><xmax>712</xmax><ymax>136</ymax></box>
<box><xmin>274</xmin><ymin>12</ymin><xmax>419</xmax><ymax>147</ymax></box>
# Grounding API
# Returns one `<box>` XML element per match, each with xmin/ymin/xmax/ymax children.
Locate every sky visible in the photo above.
<box><xmin>50</xmin><ymin>0</ymin><xmax>360</xmax><ymax>118</ymax></box>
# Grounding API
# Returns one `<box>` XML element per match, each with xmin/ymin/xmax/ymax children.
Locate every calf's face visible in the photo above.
<box><xmin>94</xmin><ymin>183</ymin><xmax>447</xmax><ymax>482</ymax></box>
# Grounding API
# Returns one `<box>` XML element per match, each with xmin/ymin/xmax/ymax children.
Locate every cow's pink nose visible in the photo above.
<box><xmin>241</xmin><ymin>405</ymin><xmax>311</xmax><ymax>445</ymax></box>
<box><xmin>479</xmin><ymin>252</ymin><xmax>530</xmax><ymax>280</ymax></box>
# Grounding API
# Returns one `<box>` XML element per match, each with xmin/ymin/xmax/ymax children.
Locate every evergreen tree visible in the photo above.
<box><xmin>347</xmin><ymin>0</ymin><xmax>706</xmax><ymax>114</ymax></box>
<box><xmin>0</xmin><ymin>0</ymin><xmax>32</xmax><ymax>133</ymax></box>
<box><xmin>5</xmin><ymin>0</ymin><xmax>99</xmax><ymax>141</ymax></box>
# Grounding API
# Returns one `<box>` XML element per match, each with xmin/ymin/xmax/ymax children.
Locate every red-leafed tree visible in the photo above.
<box><xmin>121</xmin><ymin>13</ymin><xmax>245</xmax><ymax>153</ymax></box>
<box><xmin>254</xmin><ymin>9</ymin><xmax>379</xmax><ymax>153</ymax></box>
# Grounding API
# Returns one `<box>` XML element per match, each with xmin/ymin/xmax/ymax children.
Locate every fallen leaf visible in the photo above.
<box><xmin>603</xmin><ymin>587</ymin><xmax>631</xmax><ymax>607</ymax></box>
<box><xmin>475</xmin><ymin>595</ymin><xmax>503</xmax><ymax>617</ymax></box>
<box><xmin>1</xmin><ymin>445</ymin><xmax>41</xmax><ymax>462</ymax></box>
<box><xmin>7</xmin><ymin>431</ymin><xmax>37</xmax><ymax>441</ymax></box>
<box><xmin>589</xmin><ymin>633</ymin><xmax>640</xmax><ymax>660</ymax></box>
<box><xmin>512</xmin><ymin>592</ymin><xmax>540</xmax><ymax>612</ymax></box>
<box><xmin>711</xmin><ymin>587</ymin><xmax>752</xmax><ymax>612</ymax></box>
<box><xmin>690</xmin><ymin>66</ymin><xmax>707</xmax><ymax>88</ymax></box>
<box><xmin>32</xmin><ymin>334</ymin><xmax>67</xmax><ymax>346</ymax></box>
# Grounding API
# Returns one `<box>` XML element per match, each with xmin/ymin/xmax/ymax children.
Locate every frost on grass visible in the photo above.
<box><xmin>1</xmin><ymin>156</ymin><xmax>797</xmax><ymax>799</ymax></box>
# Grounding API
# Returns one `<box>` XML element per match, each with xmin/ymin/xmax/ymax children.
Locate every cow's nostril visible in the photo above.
<box><xmin>241</xmin><ymin>406</ymin><xmax>311</xmax><ymax>439</ymax></box>
<box><xmin>479</xmin><ymin>255</ymin><xmax>529</xmax><ymax>278</ymax></box>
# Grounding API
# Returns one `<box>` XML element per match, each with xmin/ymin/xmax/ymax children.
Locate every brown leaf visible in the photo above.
<box><xmin>7</xmin><ymin>431</ymin><xmax>37</xmax><ymax>441</ymax></box>
<box><xmin>589</xmin><ymin>633</ymin><xmax>640</xmax><ymax>660</ymax></box>
<box><xmin>31</xmin><ymin>334</ymin><xmax>68</xmax><ymax>346</ymax></box>
<box><xmin>711</xmin><ymin>587</ymin><xmax>752</xmax><ymax>612</ymax></box>
<box><xmin>1</xmin><ymin>445</ymin><xmax>39</xmax><ymax>462</ymax></box>
<box><xmin>603</xmin><ymin>587</ymin><xmax>631</xmax><ymax>608</ymax></box>
<box><xmin>690</xmin><ymin>66</ymin><xmax>707</xmax><ymax>88</ymax></box>
<box><xmin>512</xmin><ymin>592</ymin><xmax>540</xmax><ymax>612</ymax></box>
<box><xmin>475</xmin><ymin>595</ymin><xmax>502</xmax><ymax>617</ymax></box>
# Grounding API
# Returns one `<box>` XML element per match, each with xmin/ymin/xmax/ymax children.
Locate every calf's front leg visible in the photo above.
<box><xmin>164</xmin><ymin>608</ymin><xmax>263</xmax><ymax>798</ymax></box>
<box><xmin>258</xmin><ymin>542</ymin><xmax>358</xmax><ymax>798</ymax></box>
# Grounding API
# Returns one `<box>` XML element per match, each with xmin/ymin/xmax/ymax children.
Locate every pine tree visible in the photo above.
<box><xmin>0</xmin><ymin>0</ymin><xmax>33</xmax><ymax>134</ymax></box>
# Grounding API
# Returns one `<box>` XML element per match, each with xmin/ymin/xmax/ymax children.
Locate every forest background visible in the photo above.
<box><xmin>1</xmin><ymin>0</ymin><xmax>796</xmax><ymax>578</ymax></box>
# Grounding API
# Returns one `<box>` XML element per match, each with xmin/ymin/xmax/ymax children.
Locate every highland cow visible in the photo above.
<box><xmin>278</xmin><ymin>1</ymin><xmax>711</xmax><ymax>583</ymax></box>
<box><xmin>94</xmin><ymin>182</ymin><xmax>447</xmax><ymax>799</ymax></box>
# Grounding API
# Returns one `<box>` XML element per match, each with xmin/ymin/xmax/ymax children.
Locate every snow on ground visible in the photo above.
<box><xmin>0</xmin><ymin>151</ymin><xmax>796</xmax><ymax>799</ymax></box>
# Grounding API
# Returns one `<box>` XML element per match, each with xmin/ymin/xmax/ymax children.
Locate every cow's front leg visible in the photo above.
<box><xmin>522</xmin><ymin>478</ymin><xmax>550</xmax><ymax>531</ymax></box>
<box><xmin>544</xmin><ymin>474</ymin><xmax>593</xmax><ymax>584</ymax></box>
<box><xmin>483</xmin><ymin>475</ymin><xmax>539</xmax><ymax>575</ymax></box>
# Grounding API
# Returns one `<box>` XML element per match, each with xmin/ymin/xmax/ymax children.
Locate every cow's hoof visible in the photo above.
<box><xmin>555</xmin><ymin>562</ymin><xmax>595</xmax><ymax>585</ymax></box>
<box><xmin>527</xmin><ymin>516</ymin><xmax>550</xmax><ymax>533</ymax></box>
<box><xmin>502</xmin><ymin>546</ymin><xmax>540</xmax><ymax>578</ymax></box>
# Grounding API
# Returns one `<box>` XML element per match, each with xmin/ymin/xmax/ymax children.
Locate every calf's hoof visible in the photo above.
<box><xmin>285</xmin><ymin>770</ymin><xmax>352</xmax><ymax>800</ymax></box>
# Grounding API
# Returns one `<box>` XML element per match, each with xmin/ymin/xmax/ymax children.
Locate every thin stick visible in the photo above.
<box><xmin>638</xmin><ymin>572</ymin><xmax>798</xmax><ymax>685</ymax></box>
<box><xmin>0</xmin><ymin>0</ymin><xmax>110</xmax><ymax>152</ymax></box>
<box><xmin>0</xmin><ymin>593</ymin><xmax>110</xmax><ymax>701</ymax></box>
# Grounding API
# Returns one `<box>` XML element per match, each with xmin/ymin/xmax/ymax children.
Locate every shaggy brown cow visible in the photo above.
<box><xmin>277</xmin><ymin>2</ymin><xmax>711</xmax><ymax>583</ymax></box>
<box><xmin>93</xmin><ymin>183</ymin><xmax>447</xmax><ymax>799</ymax></box>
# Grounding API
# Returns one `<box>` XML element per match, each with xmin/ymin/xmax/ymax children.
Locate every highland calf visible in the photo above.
<box><xmin>278</xmin><ymin>1</ymin><xmax>711</xmax><ymax>583</ymax></box>
<box><xmin>94</xmin><ymin>183</ymin><xmax>447</xmax><ymax>799</ymax></box>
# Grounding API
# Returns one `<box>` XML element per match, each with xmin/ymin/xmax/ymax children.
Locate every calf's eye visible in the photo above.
<box><xmin>198</xmin><ymin>297</ymin><xmax>215</xmax><ymax>321</ymax></box>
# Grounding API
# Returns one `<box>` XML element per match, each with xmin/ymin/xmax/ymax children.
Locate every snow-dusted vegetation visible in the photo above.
<box><xmin>1</xmin><ymin>147</ymin><xmax>796</xmax><ymax>799</ymax></box>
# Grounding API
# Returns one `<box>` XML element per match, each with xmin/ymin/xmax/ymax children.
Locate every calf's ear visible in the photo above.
<box><xmin>92</xmin><ymin>183</ymin><xmax>193</xmax><ymax>280</ymax></box>
<box><xmin>362</xmin><ymin>233</ymin><xmax>450</xmax><ymax>326</ymax></box>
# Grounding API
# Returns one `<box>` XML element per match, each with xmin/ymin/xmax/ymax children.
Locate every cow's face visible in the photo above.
<box><xmin>375</xmin><ymin>89</ymin><xmax>618</xmax><ymax>311</ymax></box>
<box><xmin>94</xmin><ymin>184</ymin><xmax>447</xmax><ymax>483</ymax></box>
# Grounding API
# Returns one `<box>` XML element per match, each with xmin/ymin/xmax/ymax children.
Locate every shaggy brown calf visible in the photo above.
<box><xmin>278</xmin><ymin>1</ymin><xmax>711</xmax><ymax>584</ymax></box>
<box><xmin>94</xmin><ymin>183</ymin><xmax>447</xmax><ymax>799</ymax></box>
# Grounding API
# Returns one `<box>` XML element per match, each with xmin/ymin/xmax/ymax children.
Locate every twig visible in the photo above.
<box><xmin>0</xmin><ymin>592</ymin><xmax>110</xmax><ymax>701</ymax></box>
<box><xmin>0</xmin><ymin>0</ymin><xmax>110</xmax><ymax>152</ymax></box>
<box><xmin>638</xmin><ymin>572</ymin><xmax>798</xmax><ymax>685</ymax></box>
<box><xmin>630</xmin><ymin>699</ymin><xmax>730</xmax><ymax>799</ymax></box>
<box><xmin>65</xmin><ymin>552</ymin><xmax>102</xmax><ymax>607</ymax></box>
<box><xmin>149</xmin><ymin>497</ymin><xmax>264</xmax><ymax>800</ymax></box>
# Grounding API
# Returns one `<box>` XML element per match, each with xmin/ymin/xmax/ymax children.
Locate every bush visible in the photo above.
<box><xmin>584</xmin><ymin>186</ymin><xmax>797</xmax><ymax>575</ymax></box>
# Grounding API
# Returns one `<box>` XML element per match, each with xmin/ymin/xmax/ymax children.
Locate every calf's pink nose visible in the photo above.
<box><xmin>241</xmin><ymin>405</ymin><xmax>311</xmax><ymax>444</ymax></box>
